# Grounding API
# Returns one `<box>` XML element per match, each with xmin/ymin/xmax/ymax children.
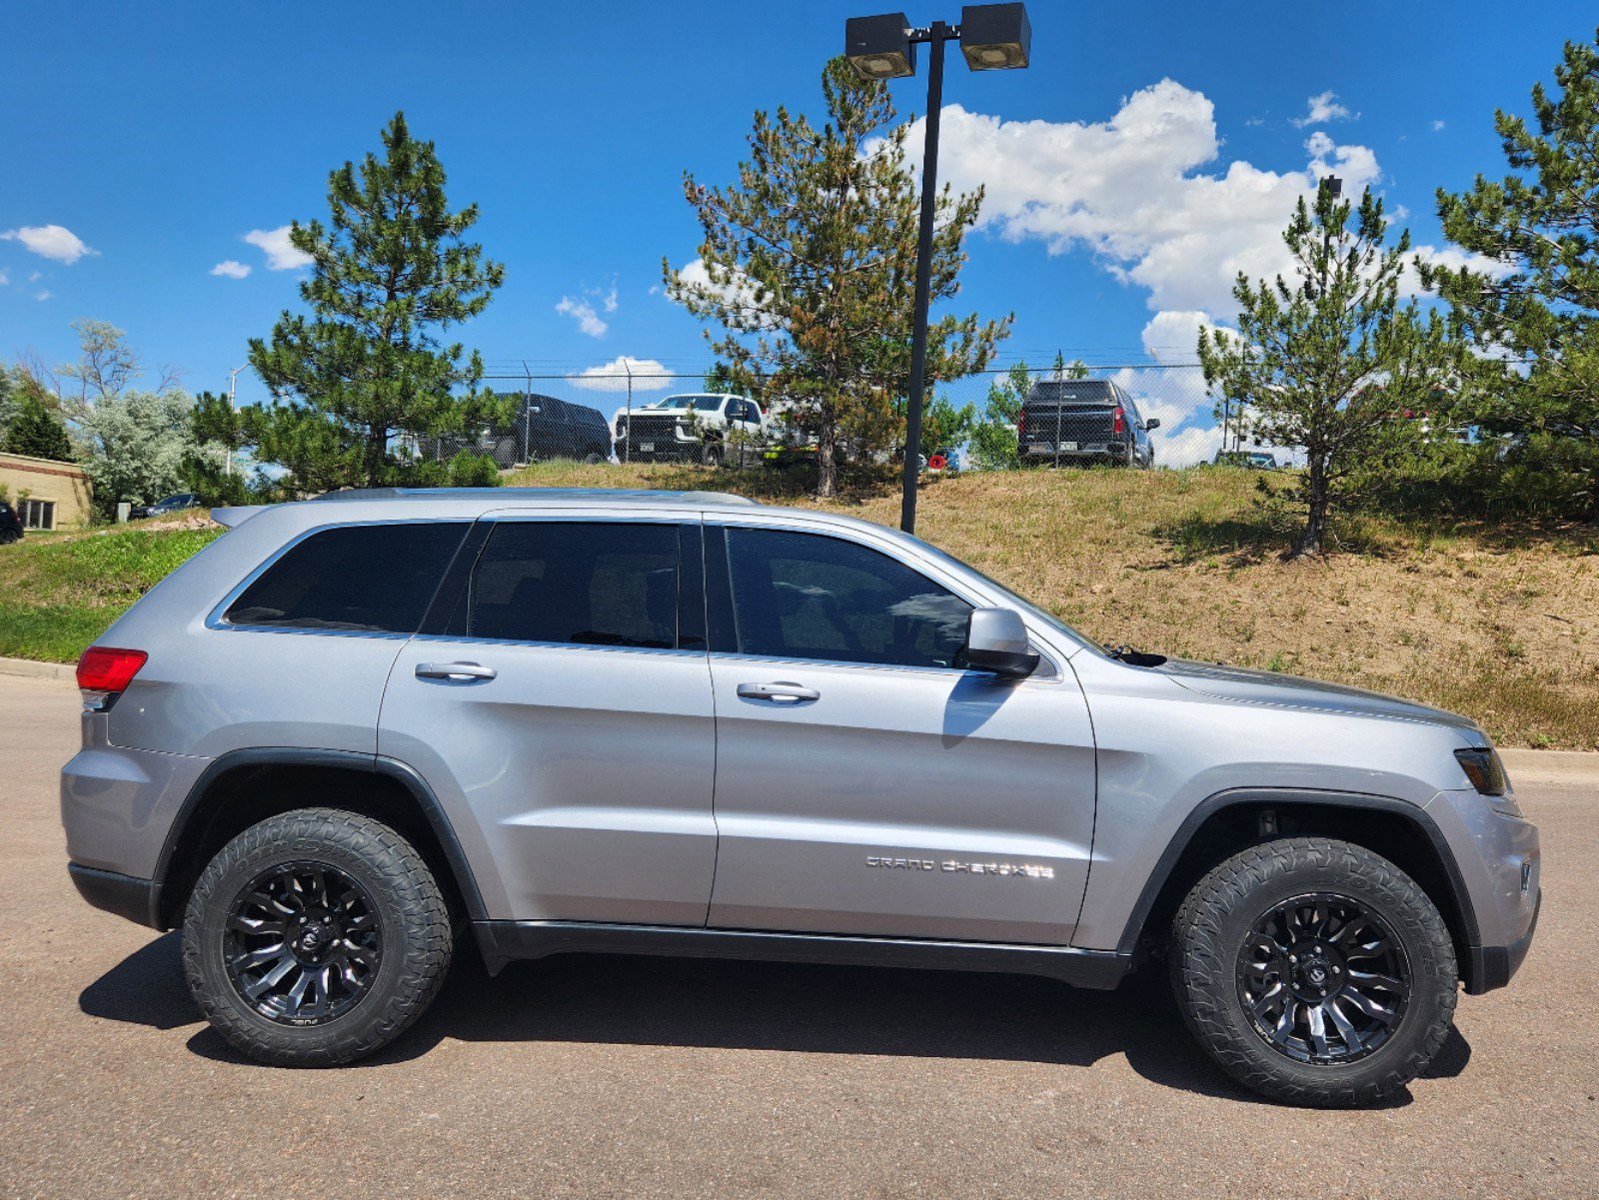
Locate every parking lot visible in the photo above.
<box><xmin>1</xmin><ymin>669</ymin><xmax>1593</xmax><ymax>1199</ymax></box>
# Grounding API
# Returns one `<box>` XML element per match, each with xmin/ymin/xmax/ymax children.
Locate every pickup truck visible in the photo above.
<box><xmin>613</xmin><ymin>393</ymin><xmax>765</xmax><ymax>466</ymax></box>
<box><xmin>1018</xmin><ymin>379</ymin><xmax>1158</xmax><ymax>468</ymax></box>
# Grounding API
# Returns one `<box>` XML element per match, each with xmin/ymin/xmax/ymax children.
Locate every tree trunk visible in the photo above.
<box><xmin>1293</xmin><ymin>456</ymin><xmax>1329</xmax><ymax>558</ymax></box>
<box><xmin>363</xmin><ymin>425</ymin><xmax>387</xmax><ymax>487</ymax></box>
<box><xmin>815</xmin><ymin>417</ymin><xmax>838</xmax><ymax>499</ymax></box>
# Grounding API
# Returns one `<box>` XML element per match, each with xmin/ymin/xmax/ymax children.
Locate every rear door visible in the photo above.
<box><xmin>379</xmin><ymin>515</ymin><xmax>718</xmax><ymax>925</ymax></box>
<box><xmin>703</xmin><ymin>521</ymin><xmax>1097</xmax><ymax>945</ymax></box>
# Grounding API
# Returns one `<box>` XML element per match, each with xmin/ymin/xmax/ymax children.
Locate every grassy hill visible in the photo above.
<box><xmin>3</xmin><ymin>466</ymin><xmax>1594</xmax><ymax>749</ymax></box>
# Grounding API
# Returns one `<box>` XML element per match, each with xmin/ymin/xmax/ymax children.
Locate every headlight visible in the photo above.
<box><xmin>1454</xmin><ymin>746</ymin><xmax>1521</xmax><ymax>814</ymax></box>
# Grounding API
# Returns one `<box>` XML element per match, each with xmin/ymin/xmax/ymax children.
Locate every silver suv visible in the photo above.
<box><xmin>61</xmin><ymin>488</ymin><xmax>1539</xmax><ymax>1106</ymax></box>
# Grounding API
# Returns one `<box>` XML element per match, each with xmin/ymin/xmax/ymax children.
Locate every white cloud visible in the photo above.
<box><xmin>1430</xmin><ymin>119</ymin><xmax>1446</xmax><ymax>132</ymax></box>
<box><xmin>600</xmin><ymin>284</ymin><xmax>618</xmax><ymax>314</ymax></box>
<box><xmin>556</xmin><ymin>295</ymin><xmax>609</xmax><ymax>338</ymax></box>
<box><xmin>0</xmin><ymin>269</ymin><xmax>7</xmax><ymax>286</ymax></box>
<box><xmin>669</xmin><ymin>258</ymin><xmax>775</xmax><ymax>328</ymax></box>
<box><xmin>27</xmin><ymin>271</ymin><xmax>43</xmax><ymax>284</ymax></box>
<box><xmin>0</xmin><ymin>224</ymin><xmax>96</xmax><ymax>264</ymax></box>
<box><xmin>1292</xmin><ymin>91</ymin><xmax>1353</xmax><ymax>127</ymax></box>
<box><xmin>567</xmin><ymin>355</ymin><xmax>671</xmax><ymax>392</ymax></box>
<box><xmin>907</xmin><ymin>82</ymin><xmax>1383</xmax><ymax>318</ymax></box>
<box><xmin>35</xmin><ymin>290</ymin><xmax>53</xmax><ymax>302</ymax></box>
<box><xmin>244</xmin><ymin>225</ymin><xmax>313</xmax><ymax>270</ymax></box>
<box><xmin>210</xmin><ymin>259</ymin><xmax>251</xmax><ymax>280</ymax></box>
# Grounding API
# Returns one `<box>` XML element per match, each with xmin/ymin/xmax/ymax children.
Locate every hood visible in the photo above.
<box><xmin>1156</xmin><ymin>657</ymin><xmax>1482</xmax><ymax>736</ymax></box>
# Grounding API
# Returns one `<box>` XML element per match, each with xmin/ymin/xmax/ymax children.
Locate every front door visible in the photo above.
<box><xmin>703</xmin><ymin>523</ymin><xmax>1097</xmax><ymax>946</ymax></box>
<box><xmin>379</xmin><ymin>517</ymin><xmax>717</xmax><ymax>926</ymax></box>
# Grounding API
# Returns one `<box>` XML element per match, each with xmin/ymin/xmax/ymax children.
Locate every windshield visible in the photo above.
<box><xmin>915</xmin><ymin>540</ymin><xmax>1106</xmax><ymax>658</ymax></box>
<box><xmin>648</xmin><ymin>394</ymin><xmax>726</xmax><ymax>412</ymax></box>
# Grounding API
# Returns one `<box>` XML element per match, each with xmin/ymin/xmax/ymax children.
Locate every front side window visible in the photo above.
<box><xmin>224</xmin><ymin>522</ymin><xmax>468</xmax><ymax>633</ymax></box>
<box><xmin>457</xmin><ymin>521</ymin><xmax>684</xmax><ymax>649</ymax></box>
<box><xmin>721</xmin><ymin>528</ymin><xmax>972</xmax><ymax>669</ymax></box>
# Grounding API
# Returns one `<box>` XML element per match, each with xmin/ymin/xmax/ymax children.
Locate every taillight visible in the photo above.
<box><xmin>77</xmin><ymin>646</ymin><xmax>147</xmax><ymax>711</ymax></box>
<box><xmin>1016</xmin><ymin>410</ymin><xmax>1027</xmax><ymax>439</ymax></box>
<box><xmin>1111</xmin><ymin>406</ymin><xmax>1127</xmax><ymax>435</ymax></box>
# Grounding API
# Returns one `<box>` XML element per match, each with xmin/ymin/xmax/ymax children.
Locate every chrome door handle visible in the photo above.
<box><xmin>415</xmin><ymin>662</ymin><xmax>497</xmax><ymax>682</ymax></box>
<box><xmin>736</xmin><ymin>681</ymin><xmax>820</xmax><ymax>703</ymax></box>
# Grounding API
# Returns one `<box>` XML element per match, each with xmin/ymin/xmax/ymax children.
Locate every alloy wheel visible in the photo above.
<box><xmin>1235</xmin><ymin>891</ymin><xmax>1411</xmax><ymax>1064</ymax></box>
<box><xmin>222</xmin><ymin>861</ymin><xmax>382</xmax><ymax>1026</ymax></box>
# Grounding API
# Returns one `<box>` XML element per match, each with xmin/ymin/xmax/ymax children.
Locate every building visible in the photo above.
<box><xmin>0</xmin><ymin>451</ymin><xmax>93</xmax><ymax>530</ymax></box>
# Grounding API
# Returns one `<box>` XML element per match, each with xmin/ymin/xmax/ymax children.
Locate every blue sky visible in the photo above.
<box><xmin>2</xmin><ymin>0</ymin><xmax>1592</xmax><ymax>447</ymax></box>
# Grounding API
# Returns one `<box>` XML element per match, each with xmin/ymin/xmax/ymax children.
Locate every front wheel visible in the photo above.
<box><xmin>1170</xmin><ymin>837</ymin><xmax>1457</xmax><ymax>1107</ymax></box>
<box><xmin>183</xmin><ymin>809</ymin><xmax>452</xmax><ymax>1066</ymax></box>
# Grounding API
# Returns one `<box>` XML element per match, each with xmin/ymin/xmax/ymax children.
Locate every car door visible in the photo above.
<box><xmin>379</xmin><ymin>514</ymin><xmax>718</xmax><ymax>926</ymax></box>
<box><xmin>703</xmin><ymin>521</ymin><xmax>1097</xmax><ymax>946</ymax></box>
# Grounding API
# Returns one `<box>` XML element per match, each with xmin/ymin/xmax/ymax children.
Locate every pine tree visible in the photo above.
<box><xmin>244</xmin><ymin>112</ymin><xmax>506</xmax><ymax>492</ymax></box>
<box><xmin>666</xmin><ymin>59</ymin><xmax>1010</xmax><ymax>498</ymax></box>
<box><xmin>1429</xmin><ymin>29</ymin><xmax>1599</xmax><ymax>516</ymax></box>
<box><xmin>1199</xmin><ymin>184</ymin><xmax>1458</xmax><ymax>557</ymax></box>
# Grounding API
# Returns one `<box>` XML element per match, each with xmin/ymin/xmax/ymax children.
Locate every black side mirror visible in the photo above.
<box><xmin>964</xmin><ymin>608</ymin><xmax>1040</xmax><ymax>677</ymax></box>
<box><xmin>1145</xmin><ymin>418</ymin><xmax>1161</xmax><ymax>430</ymax></box>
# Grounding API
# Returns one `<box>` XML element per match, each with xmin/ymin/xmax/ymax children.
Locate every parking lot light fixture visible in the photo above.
<box><xmin>843</xmin><ymin>4</ymin><xmax>1032</xmax><ymax>534</ymax></box>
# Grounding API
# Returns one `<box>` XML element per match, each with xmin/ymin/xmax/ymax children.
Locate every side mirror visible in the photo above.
<box><xmin>964</xmin><ymin>608</ymin><xmax>1039</xmax><ymax>678</ymax></box>
<box><xmin>1145</xmin><ymin>417</ymin><xmax>1161</xmax><ymax>430</ymax></box>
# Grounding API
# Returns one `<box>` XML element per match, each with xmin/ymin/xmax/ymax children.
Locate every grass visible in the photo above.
<box><xmin>3</xmin><ymin>464</ymin><xmax>1595</xmax><ymax>749</ymax></box>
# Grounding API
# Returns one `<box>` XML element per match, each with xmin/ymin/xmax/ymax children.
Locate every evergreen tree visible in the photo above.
<box><xmin>666</xmin><ymin>59</ymin><xmax>1010</xmax><ymax>497</ymax></box>
<box><xmin>2</xmin><ymin>393</ymin><xmax>75</xmax><ymax>461</ymax></box>
<box><xmin>971</xmin><ymin>361</ymin><xmax>1033</xmax><ymax>468</ymax></box>
<box><xmin>1199</xmin><ymin>184</ymin><xmax>1458</xmax><ymax>557</ymax></box>
<box><xmin>1429</xmin><ymin>29</ymin><xmax>1599</xmax><ymax>516</ymax></box>
<box><xmin>244</xmin><ymin>111</ymin><xmax>506</xmax><ymax>492</ymax></box>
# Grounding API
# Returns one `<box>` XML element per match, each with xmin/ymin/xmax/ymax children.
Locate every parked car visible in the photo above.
<box><xmin>129</xmin><ymin>493</ymin><xmax>199</xmax><ymax>520</ymax></box>
<box><xmin>63</xmin><ymin>488</ymin><xmax>1538</xmax><ymax>1106</ymax></box>
<box><xmin>0</xmin><ymin>500</ymin><xmax>23</xmax><ymax>544</ymax></box>
<box><xmin>614</xmin><ymin>393</ymin><xmax>765</xmax><ymax>465</ymax></box>
<box><xmin>1214</xmin><ymin>450</ymin><xmax>1278</xmax><ymax>469</ymax></box>
<box><xmin>1017</xmin><ymin>380</ymin><xmax>1157</xmax><ymax>467</ymax></box>
<box><xmin>520</xmin><ymin>393</ymin><xmax>612</xmax><ymax>463</ymax></box>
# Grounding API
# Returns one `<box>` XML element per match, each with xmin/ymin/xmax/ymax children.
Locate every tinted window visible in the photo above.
<box><xmin>225</xmin><ymin>522</ymin><xmax>468</xmax><ymax>633</ymax></box>
<box><xmin>460</xmin><ymin>522</ymin><xmax>683</xmax><ymax>649</ymax></box>
<box><xmin>723</xmin><ymin>528</ymin><xmax>971</xmax><ymax>669</ymax></box>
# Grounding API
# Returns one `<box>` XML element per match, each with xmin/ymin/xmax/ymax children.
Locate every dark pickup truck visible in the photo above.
<box><xmin>1017</xmin><ymin>379</ymin><xmax>1157</xmax><ymax>468</ymax></box>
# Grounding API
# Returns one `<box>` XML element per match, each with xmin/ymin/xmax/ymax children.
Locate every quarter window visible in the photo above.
<box><xmin>721</xmin><ymin>528</ymin><xmax>972</xmax><ymax>669</ymax></box>
<box><xmin>224</xmin><ymin>522</ymin><xmax>468</xmax><ymax>633</ymax></box>
<box><xmin>457</xmin><ymin>522</ymin><xmax>685</xmax><ymax>649</ymax></box>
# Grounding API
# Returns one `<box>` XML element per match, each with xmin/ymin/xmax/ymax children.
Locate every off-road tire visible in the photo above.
<box><xmin>183</xmin><ymin>809</ymin><xmax>452</xmax><ymax>1067</ymax></box>
<box><xmin>1170</xmin><ymin>837</ymin><xmax>1456</xmax><ymax>1107</ymax></box>
<box><xmin>702</xmin><ymin>441</ymin><xmax>725</xmax><ymax>468</ymax></box>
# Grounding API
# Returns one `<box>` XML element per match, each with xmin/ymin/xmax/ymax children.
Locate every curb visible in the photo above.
<box><xmin>0</xmin><ymin>656</ymin><xmax>76</xmax><ymax>682</ymax></box>
<box><xmin>1499</xmin><ymin>749</ymin><xmax>1599</xmax><ymax>788</ymax></box>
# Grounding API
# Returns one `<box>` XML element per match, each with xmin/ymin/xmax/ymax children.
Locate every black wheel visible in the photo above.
<box><xmin>702</xmin><ymin>442</ymin><xmax>725</xmax><ymax>468</ymax></box>
<box><xmin>183</xmin><ymin>809</ymin><xmax>452</xmax><ymax>1067</ymax></box>
<box><xmin>0</xmin><ymin>528</ymin><xmax>17</xmax><ymax>545</ymax></box>
<box><xmin>584</xmin><ymin>452</ymin><xmax>604</xmax><ymax>465</ymax></box>
<box><xmin>1171</xmin><ymin>837</ymin><xmax>1456</xmax><ymax>1107</ymax></box>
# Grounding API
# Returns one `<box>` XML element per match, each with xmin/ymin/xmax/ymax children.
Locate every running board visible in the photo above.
<box><xmin>473</xmin><ymin>920</ymin><xmax>1130</xmax><ymax>990</ymax></box>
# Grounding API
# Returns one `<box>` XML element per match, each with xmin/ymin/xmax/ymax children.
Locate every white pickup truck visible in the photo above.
<box><xmin>613</xmin><ymin>393</ymin><xmax>766</xmax><ymax>465</ymax></box>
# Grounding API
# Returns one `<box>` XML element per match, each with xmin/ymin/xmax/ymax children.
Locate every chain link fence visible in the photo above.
<box><xmin>431</xmin><ymin>360</ymin><xmax>1242</xmax><ymax>471</ymax></box>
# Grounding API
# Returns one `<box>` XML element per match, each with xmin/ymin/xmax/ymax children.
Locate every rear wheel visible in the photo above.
<box><xmin>182</xmin><ymin>809</ymin><xmax>452</xmax><ymax>1066</ymax></box>
<box><xmin>1171</xmin><ymin>837</ymin><xmax>1456</xmax><ymax>1107</ymax></box>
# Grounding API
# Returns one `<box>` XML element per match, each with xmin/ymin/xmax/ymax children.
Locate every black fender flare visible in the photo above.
<box><xmin>153</xmin><ymin>747</ymin><xmax>488</xmax><ymax>927</ymax></box>
<box><xmin>1112</xmin><ymin>787</ymin><xmax>1482</xmax><ymax>981</ymax></box>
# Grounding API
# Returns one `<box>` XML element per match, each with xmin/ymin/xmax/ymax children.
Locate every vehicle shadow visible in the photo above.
<box><xmin>81</xmin><ymin>932</ymin><xmax>1470</xmax><ymax>1105</ymax></box>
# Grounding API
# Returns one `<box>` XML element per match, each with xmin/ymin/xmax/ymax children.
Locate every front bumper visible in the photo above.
<box><xmin>1466</xmin><ymin>888</ymin><xmax>1540</xmax><ymax>993</ymax></box>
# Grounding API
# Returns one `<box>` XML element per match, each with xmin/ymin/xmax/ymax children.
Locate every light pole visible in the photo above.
<box><xmin>225</xmin><ymin>364</ymin><xmax>248</xmax><ymax>477</ymax></box>
<box><xmin>845</xmin><ymin>3</ymin><xmax>1031</xmax><ymax>534</ymax></box>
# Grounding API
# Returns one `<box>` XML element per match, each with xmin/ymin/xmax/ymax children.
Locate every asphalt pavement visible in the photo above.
<box><xmin>1</xmin><ymin>672</ymin><xmax>1594</xmax><ymax>1199</ymax></box>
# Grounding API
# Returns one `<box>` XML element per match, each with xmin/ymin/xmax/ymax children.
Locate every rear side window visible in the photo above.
<box><xmin>455</xmin><ymin>521</ymin><xmax>685</xmax><ymax>649</ymax></box>
<box><xmin>224</xmin><ymin>522</ymin><xmax>468</xmax><ymax>633</ymax></box>
<box><xmin>720</xmin><ymin>528</ymin><xmax>971</xmax><ymax>669</ymax></box>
